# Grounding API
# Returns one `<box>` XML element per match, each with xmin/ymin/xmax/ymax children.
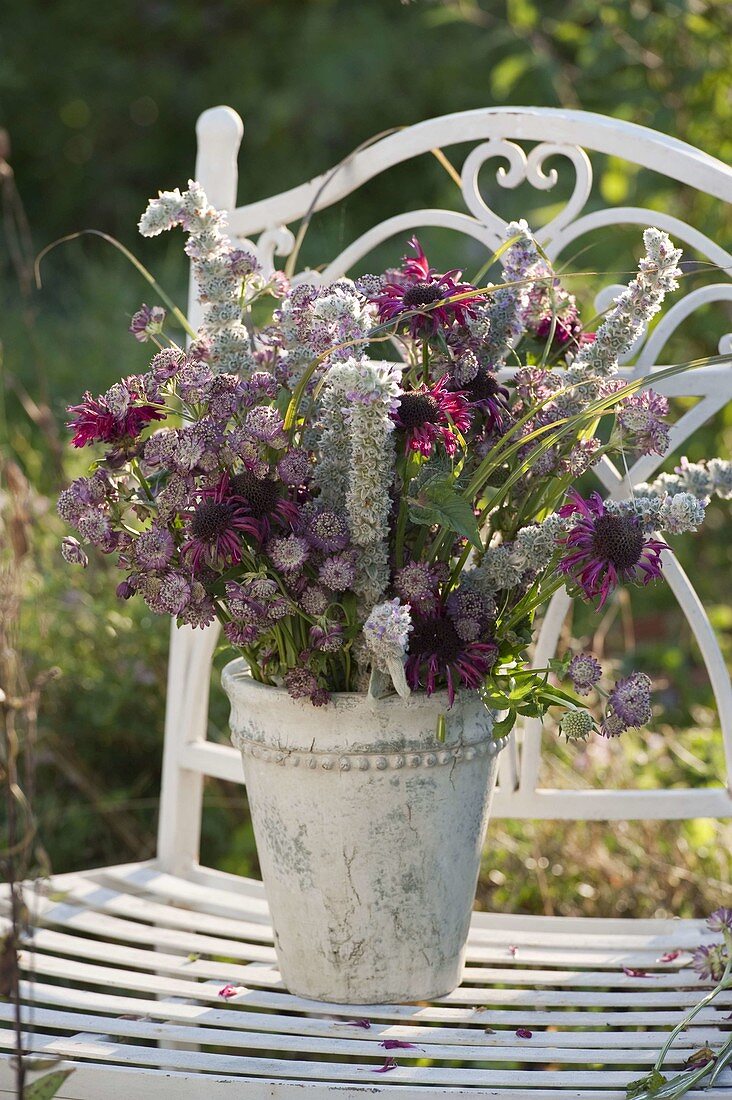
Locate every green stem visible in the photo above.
<box><xmin>652</xmin><ymin>962</ymin><xmax>732</xmax><ymax>1076</ymax></box>
<box><xmin>34</xmin><ymin>229</ymin><xmax>197</xmax><ymax>339</ymax></box>
<box><xmin>394</xmin><ymin>452</ymin><xmax>417</xmax><ymax>569</ymax></box>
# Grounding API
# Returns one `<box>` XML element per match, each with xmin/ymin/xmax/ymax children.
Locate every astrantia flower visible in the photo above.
<box><xmin>133</xmin><ymin>525</ymin><xmax>175</xmax><ymax>571</ymax></box>
<box><xmin>301</xmin><ymin>585</ymin><xmax>330</xmax><ymax>616</ymax></box>
<box><xmin>181</xmin><ymin>482</ymin><xmax>258</xmax><ymax>571</ymax></box>
<box><xmin>617</xmin><ymin>388</ymin><xmax>670</xmax><ymax>456</ymax></box>
<box><xmin>129</xmin><ymin>303</ymin><xmax>166</xmax><ymax>342</ymax></box>
<box><xmin>67</xmin><ymin>384</ymin><xmax>164</xmax><ymax>448</ymax></box>
<box><xmin>393</xmin><ymin>376</ymin><xmax>471</xmax><ymax>458</ymax></box>
<box><xmin>277</xmin><ymin>448</ymin><xmax>311</xmax><ymax>487</ymax></box>
<box><xmin>561</xmin><ymin>710</ymin><xmax>594</xmax><ymax>741</ymax></box>
<box><xmin>567</xmin><ymin>653</ymin><xmax>602</xmax><ymax>696</ymax></box>
<box><xmin>558</xmin><ymin>491</ymin><xmax>668</xmax><ymax>607</ymax></box>
<box><xmin>318</xmin><ymin>551</ymin><xmax>357</xmax><ymax>592</ymax></box>
<box><xmin>707</xmin><ymin>907</ymin><xmax>732</xmax><ymax>933</ymax></box>
<box><xmin>60</xmin><ymin>536</ymin><xmax>88</xmax><ymax>568</ymax></box>
<box><xmin>704</xmin><ymin>906</ymin><xmax>730</xmax><ymax>932</ymax></box>
<box><xmin>267</xmin><ymin>534</ymin><xmax>310</xmax><ymax>575</ymax></box>
<box><xmin>309</xmin><ymin>623</ymin><xmax>344</xmax><ymax>652</ymax></box>
<box><xmin>395</xmin><ymin>561</ymin><xmax>439</xmax><ymax>614</ymax></box>
<box><xmin>405</xmin><ymin>608</ymin><xmax>497</xmax><ymax>705</ymax></box>
<box><xmin>284</xmin><ymin>666</ymin><xmax>328</xmax><ymax>706</ymax></box>
<box><xmin>692</xmin><ymin>942</ymin><xmax>729</xmax><ymax>982</ymax></box>
<box><xmin>373</xmin><ymin>237</ymin><xmax>484</xmax><ymax>339</ymax></box>
<box><xmin>601</xmin><ymin>672</ymin><xmax>653</xmax><ymax>737</ymax></box>
<box><xmin>306</xmin><ymin>510</ymin><xmax>350</xmax><ymax>552</ymax></box>
<box><xmin>445</xmin><ymin>586</ymin><xmax>497</xmax><ymax>642</ymax></box>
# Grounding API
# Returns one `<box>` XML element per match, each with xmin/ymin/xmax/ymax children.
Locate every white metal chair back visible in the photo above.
<box><xmin>158</xmin><ymin>105</ymin><xmax>732</xmax><ymax>875</ymax></box>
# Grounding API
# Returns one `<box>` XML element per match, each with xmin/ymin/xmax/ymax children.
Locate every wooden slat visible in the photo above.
<box><xmin>4</xmin><ymin>1029</ymin><xmax>732</xmax><ymax>1089</ymax></box>
<box><xmin>1</xmin><ymin>1002</ymin><xmax>725</xmax><ymax>1067</ymax></box>
<box><xmin>18</xmin><ymin>982</ymin><xmax>731</xmax><ymax>1050</ymax></box>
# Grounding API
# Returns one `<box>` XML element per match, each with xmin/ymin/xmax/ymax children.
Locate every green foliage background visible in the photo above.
<box><xmin>1</xmin><ymin>0</ymin><xmax>731</xmax><ymax>915</ymax></box>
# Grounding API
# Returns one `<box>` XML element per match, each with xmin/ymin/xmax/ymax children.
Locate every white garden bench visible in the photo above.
<box><xmin>2</xmin><ymin>105</ymin><xmax>732</xmax><ymax>1098</ymax></box>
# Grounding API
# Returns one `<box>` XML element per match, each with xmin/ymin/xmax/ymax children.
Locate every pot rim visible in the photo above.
<box><xmin>222</xmin><ymin>655</ymin><xmax>472</xmax><ymax>712</ymax></box>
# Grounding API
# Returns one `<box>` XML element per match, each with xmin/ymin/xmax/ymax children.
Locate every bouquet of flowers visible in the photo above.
<box><xmin>59</xmin><ymin>181</ymin><xmax>731</xmax><ymax>741</ymax></box>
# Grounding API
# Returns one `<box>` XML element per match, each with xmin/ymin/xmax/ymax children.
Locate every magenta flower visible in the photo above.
<box><xmin>462</xmin><ymin>369</ymin><xmax>512</xmax><ymax>432</ymax></box>
<box><xmin>373</xmin><ymin>237</ymin><xmax>484</xmax><ymax>339</ymax></box>
<box><xmin>558</xmin><ymin>491</ymin><xmax>668</xmax><ymax>608</ymax></box>
<box><xmin>405</xmin><ymin>608</ymin><xmax>497</xmax><ymax>706</ymax></box>
<box><xmin>224</xmin><ymin>470</ymin><xmax>300</xmax><ymax>542</ymax></box>
<box><xmin>393</xmin><ymin>376</ymin><xmax>471</xmax><ymax>458</ymax></box>
<box><xmin>181</xmin><ymin>481</ymin><xmax>259</xmax><ymax>571</ymax></box>
<box><xmin>67</xmin><ymin>386</ymin><xmax>165</xmax><ymax>448</ymax></box>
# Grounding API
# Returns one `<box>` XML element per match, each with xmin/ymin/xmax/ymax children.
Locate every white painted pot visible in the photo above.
<box><xmin>222</xmin><ymin>658</ymin><xmax>507</xmax><ymax>1004</ymax></box>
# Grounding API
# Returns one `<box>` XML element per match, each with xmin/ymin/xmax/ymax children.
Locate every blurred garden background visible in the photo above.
<box><xmin>1</xmin><ymin>0</ymin><xmax>731</xmax><ymax>917</ymax></box>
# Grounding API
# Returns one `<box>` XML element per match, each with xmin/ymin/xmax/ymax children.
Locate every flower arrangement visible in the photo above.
<box><xmin>59</xmin><ymin>181</ymin><xmax>731</xmax><ymax>741</ymax></box>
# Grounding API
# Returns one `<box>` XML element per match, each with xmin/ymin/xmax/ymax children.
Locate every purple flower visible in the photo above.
<box><xmin>133</xmin><ymin>526</ymin><xmax>175</xmax><ymax>570</ymax></box>
<box><xmin>67</xmin><ymin>384</ymin><xmax>165</xmax><ymax>448</ymax></box>
<box><xmin>567</xmin><ymin>653</ymin><xmax>602</xmax><ymax>696</ymax></box>
<box><xmin>181</xmin><ymin>482</ymin><xmax>259</xmax><ymax>571</ymax></box>
<box><xmin>319</xmin><ymin>551</ymin><xmax>357</xmax><ymax>592</ymax></box>
<box><xmin>692</xmin><ymin>943</ymin><xmax>729</xmax><ymax>982</ymax></box>
<box><xmin>306</xmin><ymin>510</ymin><xmax>350</xmax><ymax>552</ymax></box>
<box><xmin>603</xmin><ymin>672</ymin><xmax>652</xmax><ymax>734</ymax></box>
<box><xmin>224</xmin><ymin>470</ymin><xmax>300</xmax><ymax>542</ymax></box>
<box><xmin>245</xmin><ymin>406</ymin><xmax>288</xmax><ymax>448</ymax></box>
<box><xmin>155</xmin><ymin>572</ymin><xmax>192</xmax><ymax>615</ymax></box>
<box><xmin>395</xmin><ymin>561</ymin><xmax>440</xmax><ymax>614</ymax></box>
<box><xmin>301</xmin><ymin>586</ymin><xmax>330</xmax><ymax>616</ymax></box>
<box><xmin>345</xmin><ymin>1019</ymin><xmax>371</xmax><ymax>1029</ymax></box>
<box><xmin>617</xmin><ymin>388</ymin><xmax>670</xmax><ymax>456</ymax></box>
<box><xmin>267</xmin><ymin>534</ymin><xmax>310</xmax><ymax>574</ymax></box>
<box><xmin>558</xmin><ymin>491</ymin><xmax>668</xmax><ymax>608</ymax></box>
<box><xmin>445</xmin><ymin>586</ymin><xmax>497</xmax><ymax>642</ymax></box>
<box><xmin>60</xmin><ymin>536</ymin><xmax>88</xmax><ymax>568</ymax></box>
<box><xmin>380</xmin><ymin>1040</ymin><xmax>422</xmax><ymax>1051</ymax></box>
<box><xmin>284</xmin><ymin>666</ymin><xmax>320</xmax><ymax>704</ymax></box>
<box><xmin>394</xmin><ymin>376</ymin><xmax>471</xmax><ymax>459</ymax></box>
<box><xmin>462</xmin><ymin>369</ymin><xmax>512</xmax><ymax>432</ymax></box>
<box><xmin>707</xmin><ymin>908</ymin><xmax>732</xmax><ymax>934</ymax></box>
<box><xmin>406</xmin><ymin>608</ymin><xmax>498</xmax><ymax>706</ymax></box>
<box><xmin>129</xmin><ymin>303</ymin><xmax>166</xmax><ymax>342</ymax></box>
<box><xmin>309</xmin><ymin>623</ymin><xmax>344</xmax><ymax>652</ymax></box>
<box><xmin>116</xmin><ymin>579</ymin><xmax>135</xmax><ymax>600</ymax></box>
<box><xmin>515</xmin><ymin>1028</ymin><xmax>533</xmax><ymax>1039</ymax></box>
<box><xmin>277</xmin><ymin>448</ymin><xmax>311</xmax><ymax>487</ymax></box>
<box><xmin>372</xmin><ymin>237</ymin><xmax>484</xmax><ymax>339</ymax></box>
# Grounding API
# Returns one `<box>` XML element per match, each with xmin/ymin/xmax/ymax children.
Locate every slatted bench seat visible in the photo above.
<box><xmin>3</xmin><ymin>861</ymin><xmax>731</xmax><ymax>1097</ymax></box>
<box><xmin>2</xmin><ymin>105</ymin><xmax>731</xmax><ymax>1098</ymax></box>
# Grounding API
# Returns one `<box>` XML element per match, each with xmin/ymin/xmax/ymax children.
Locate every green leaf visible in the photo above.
<box><xmin>625</xmin><ymin>1070</ymin><xmax>667</xmax><ymax>1099</ymax></box>
<box><xmin>408</xmin><ymin>475</ymin><xmax>482</xmax><ymax>550</ymax></box>
<box><xmin>492</xmin><ymin>711</ymin><xmax>517</xmax><ymax>739</ymax></box>
<box><xmin>25</xmin><ymin>1069</ymin><xmax>75</xmax><ymax>1100</ymax></box>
